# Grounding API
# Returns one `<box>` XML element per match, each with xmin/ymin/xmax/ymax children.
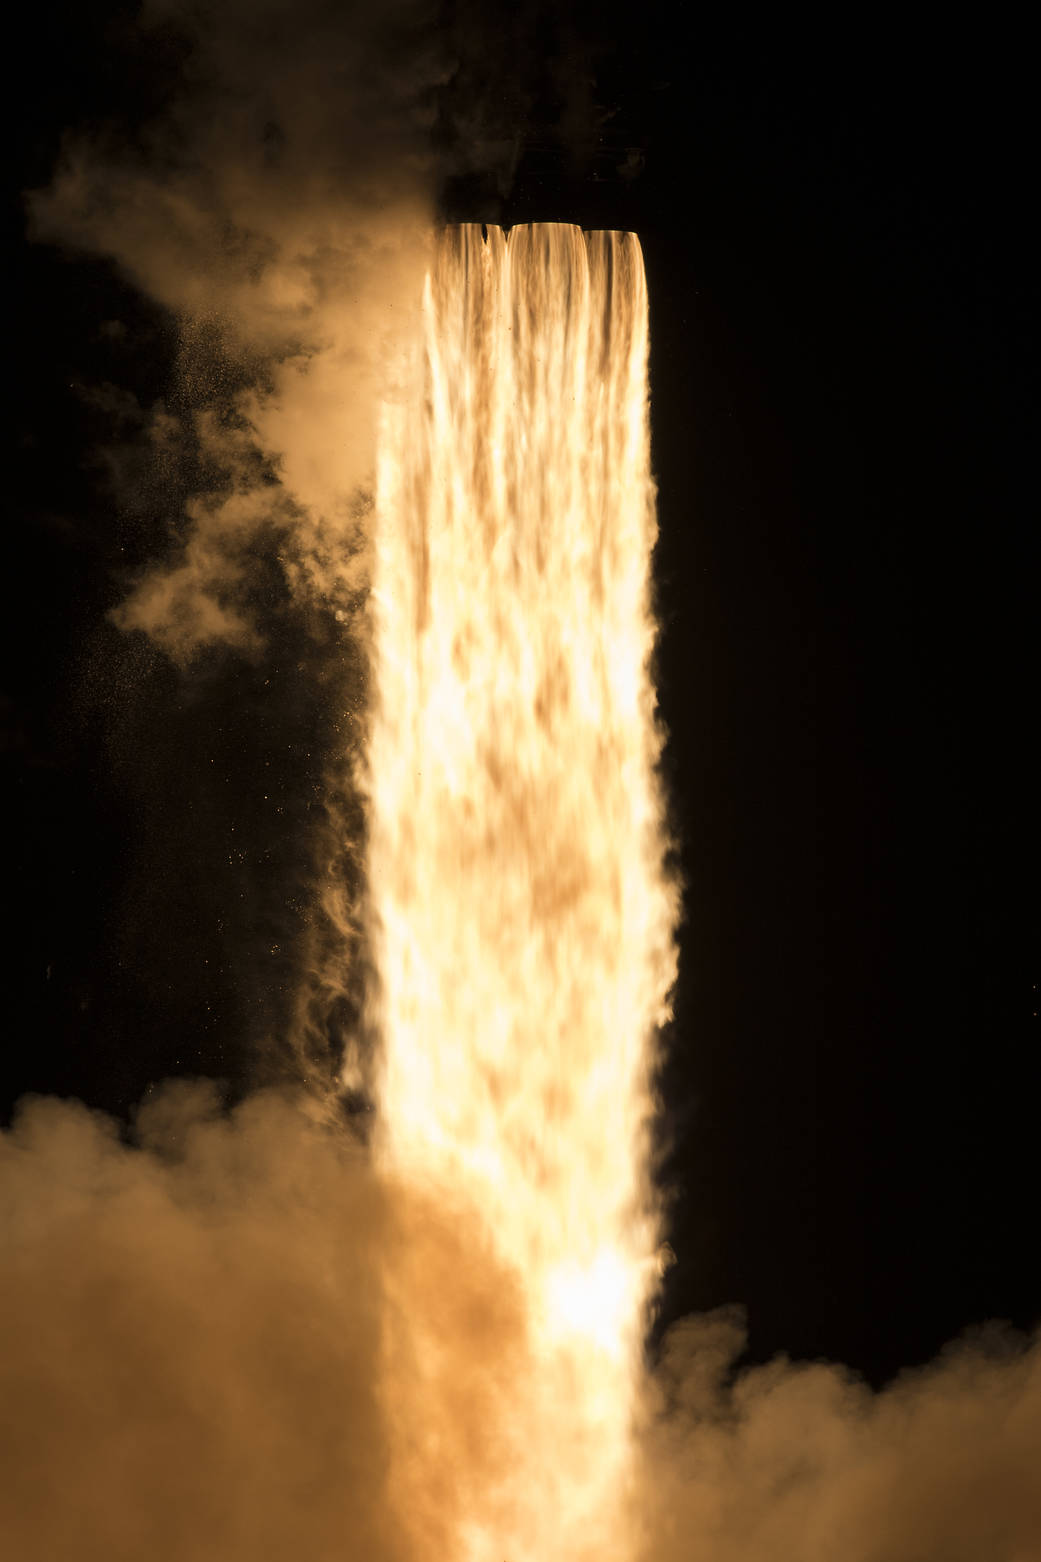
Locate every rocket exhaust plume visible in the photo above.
<box><xmin>368</xmin><ymin>223</ymin><xmax>676</xmax><ymax>1561</ymax></box>
<box><xmin>9</xmin><ymin>8</ymin><xmax>1041</xmax><ymax>1559</ymax></box>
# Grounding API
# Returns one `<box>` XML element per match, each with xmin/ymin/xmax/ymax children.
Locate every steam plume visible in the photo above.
<box><xmin>26</xmin><ymin>0</ymin><xmax>454</xmax><ymax>1090</ymax></box>
<box><xmin>2</xmin><ymin>1090</ymin><xmax>1039</xmax><ymax>1560</ymax></box>
<box><xmin>30</xmin><ymin>0</ymin><xmax>441</xmax><ymax>660</ymax></box>
<box><xmin>0</xmin><ymin>1084</ymin><xmax>526</xmax><ymax>1561</ymax></box>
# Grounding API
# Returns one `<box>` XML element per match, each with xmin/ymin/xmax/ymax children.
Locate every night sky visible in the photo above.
<box><xmin>7</xmin><ymin>0</ymin><xmax>1038</xmax><ymax>1404</ymax></box>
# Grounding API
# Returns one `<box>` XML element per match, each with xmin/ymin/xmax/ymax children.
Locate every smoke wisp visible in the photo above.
<box><xmin>30</xmin><ymin>0</ymin><xmax>443</xmax><ymax>662</ymax></box>
<box><xmin>25</xmin><ymin>0</ymin><xmax>460</xmax><ymax>1094</ymax></box>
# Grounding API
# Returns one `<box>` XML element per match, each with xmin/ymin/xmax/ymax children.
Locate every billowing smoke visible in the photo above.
<box><xmin>640</xmin><ymin>1308</ymin><xmax>1041</xmax><ymax>1562</ymax></box>
<box><xmin>25</xmin><ymin>0</ymin><xmax>454</xmax><ymax>1092</ymax></box>
<box><xmin>0</xmin><ymin>1084</ymin><xmax>528</xmax><ymax>1561</ymax></box>
<box><xmin>30</xmin><ymin>0</ymin><xmax>441</xmax><ymax>661</ymax></box>
<box><xmin>2</xmin><ymin>1088</ymin><xmax>1039</xmax><ymax>1560</ymax></box>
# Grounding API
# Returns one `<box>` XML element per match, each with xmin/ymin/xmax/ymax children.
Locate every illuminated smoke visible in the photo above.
<box><xmin>29</xmin><ymin>0</ymin><xmax>440</xmax><ymax>662</ymax></box>
<box><xmin>7</xmin><ymin>7</ymin><xmax>1040</xmax><ymax>1557</ymax></box>
<box><xmin>367</xmin><ymin>223</ymin><xmax>677</xmax><ymax>1560</ymax></box>
<box><xmin>3</xmin><ymin>1089</ymin><xmax>1040</xmax><ymax>1561</ymax></box>
<box><xmin>25</xmin><ymin>0</ymin><xmax>443</xmax><ymax>1089</ymax></box>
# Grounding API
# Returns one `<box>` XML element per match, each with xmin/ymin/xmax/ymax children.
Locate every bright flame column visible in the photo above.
<box><xmin>368</xmin><ymin>223</ymin><xmax>676</xmax><ymax>1562</ymax></box>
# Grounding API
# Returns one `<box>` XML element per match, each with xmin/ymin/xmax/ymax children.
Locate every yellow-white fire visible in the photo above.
<box><xmin>368</xmin><ymin>224</ymin><xmax>676</xmax><ymax>1562</ymax></box>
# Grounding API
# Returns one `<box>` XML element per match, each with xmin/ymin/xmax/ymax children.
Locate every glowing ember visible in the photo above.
<box><xmin>367</xmin><ymin>223</ymin><xmax>676</xmax><ymax>1562</ymax></box>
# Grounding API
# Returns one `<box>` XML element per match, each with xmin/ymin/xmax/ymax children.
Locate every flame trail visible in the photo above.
<box><xmin>368</xmin><ymin>223</ymin><xmax>676</xmax><ymax>1562</ymax></box>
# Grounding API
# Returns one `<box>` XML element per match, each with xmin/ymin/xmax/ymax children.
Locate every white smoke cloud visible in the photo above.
<box><xmin>639</xmin><ymin>1307</ymin><xmax>1041</xmax><ymax>1562</ymax></box>
<box><xmin>0</xmin><ymin>1084</ymin><xmax>528</xmax><ymax>1562</ymax></box>
<box><xmin>2</xmin><ymin>1086</ymin><xmax>1038</xmax><ymax>1561</ymax></box>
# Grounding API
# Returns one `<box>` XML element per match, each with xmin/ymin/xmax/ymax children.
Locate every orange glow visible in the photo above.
<box><xmin>367</xmin><ymin>223</ymin><xmax>676</xmax><ymax>1561</ymax></box>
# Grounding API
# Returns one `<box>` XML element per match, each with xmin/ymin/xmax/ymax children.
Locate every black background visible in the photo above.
<box><xmin>6</xmin><ymin>5</ymin><xmax>1038</xmax><ymax>1389</ymax></box>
